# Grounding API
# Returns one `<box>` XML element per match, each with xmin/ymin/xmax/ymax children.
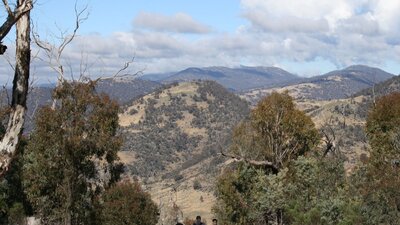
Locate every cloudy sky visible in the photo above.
<box><xmin>1</xmin><ymin>0</ymin><xmax>400</xmax><ymax>84</ymax></box>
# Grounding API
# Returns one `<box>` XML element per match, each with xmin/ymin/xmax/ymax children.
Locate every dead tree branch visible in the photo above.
<box><xmin>220</xmin><ymin>151</ymin><xmax>279</xmax><ymax>174</ymax></box>
<box><xmin>93</xmin><ymin>57</ymin><xmax>144</xmax><ymax>82</ymax></box>
<box><xmin>321</xmin><ymin>125</ymin><xmax>337</xmax><ymax>157</ymax></box>
<box><xmin>32</xmin><ymin>3</ymin><xmax>88</xmax><ymax>84</ymax></box>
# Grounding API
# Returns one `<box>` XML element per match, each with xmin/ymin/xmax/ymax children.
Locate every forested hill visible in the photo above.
<box><xmin>118</xmin><ymin>80</ymin><xmax>250</xmax><ymax>178</ymax></box>
<box><xmin>355</xmin><ymin>74</ymin><xmax>400</xmax><ymax>97</ymax></box>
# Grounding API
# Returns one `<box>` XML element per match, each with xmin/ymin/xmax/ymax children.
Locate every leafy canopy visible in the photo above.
<box><xmin>230</xmin><ymin>91</ymin><xmax>319</xmax><ymax>171</ymax></box>
<box><xmin>97</xmin><ymin>180</ymin><xmax>159</xmax><ymax>225</ymax></box>
<box><xmin>23</xmin><ymin>81</ymin><xmax>122</xmax><ymax>224</ymax></box>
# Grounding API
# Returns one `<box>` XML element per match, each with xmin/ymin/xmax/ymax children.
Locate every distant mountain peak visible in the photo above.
<box><xmin>344</xmin><ymin>65</ymin><xmax>373</xmax><ymax>70</ymax></box>
<box><xmin>163</xmin><ymin>66</ymin><xmax>298</xmax><ymax>91</ymax></box>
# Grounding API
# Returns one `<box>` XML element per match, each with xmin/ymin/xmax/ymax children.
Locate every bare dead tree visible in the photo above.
<box><xmin>321</xmin><ymin>125</ymin><xmax>337</xmax><ymax>157</ymax></box>
<box><xmin>32</xmin><ymin>3</ymin><xmax>141</xmax><ymax>108</ymax></box>
<box><xmin>0</xmin><ymin>0</ymin><xmax>33</xmax><ymax>175</ymax></box>
<box><xmin>32</xmin><ymin>2</ymin><xmax>89</xmax><ymax>86</ymax></box>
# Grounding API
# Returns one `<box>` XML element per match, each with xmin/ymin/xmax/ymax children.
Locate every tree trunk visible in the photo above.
<box><xmin>0</xmin><ymin>0</ymin><xmax>31</xmax><ymax>175</ymax></box>
<box><xmin>276</xmin><ymin>209</ymin><xmax>283</xmax><ymax>225</ymax></box>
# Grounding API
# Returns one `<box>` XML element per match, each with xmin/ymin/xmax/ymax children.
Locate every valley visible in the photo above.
<box><xmin>112</xmin><ymin>66</ymin><xmax>399</xmax><ymax>223</ymax></box>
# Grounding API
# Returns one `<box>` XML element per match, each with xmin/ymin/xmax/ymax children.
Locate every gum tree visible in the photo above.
<box><xmin>0</xmin><ymin>0</ymin><xmax>33</xmax><ymax>175</ymax></box>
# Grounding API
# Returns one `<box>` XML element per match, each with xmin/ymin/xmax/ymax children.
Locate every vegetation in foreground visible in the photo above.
<box><xmin>214</xmin><ymin>91</ymin><xmax>400</xmax><ymax>225</ymax></box>
<box><xmin>0</xmin><ymin>82</ymin><xmax>159</xmax><ymax>225</ymax></box>
<box><xmin>0</xmin><ymin>83</ymin><xmax>399</xmax><ymax>225</ymax></box>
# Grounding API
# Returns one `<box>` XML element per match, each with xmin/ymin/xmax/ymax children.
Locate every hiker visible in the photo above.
<box><xmin>212</xmin><ymin>218</ymin><xmax>218</xmax><ymax>225</ymax></box>
<box><xmin>193</xmin><ymin>215</ymin><xmax>205</xmax><ymax>225</ymax></box>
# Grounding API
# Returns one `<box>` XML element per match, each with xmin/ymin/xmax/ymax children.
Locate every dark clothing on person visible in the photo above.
<box><xmin>193</xmin><ymin>215</ymin><xmax>205</xmax><ymax>225</ymax></box>
<box><xmin>193</xmin><ymin>223</ymin><xmax>205</xmax><ymax>225</ymax></box>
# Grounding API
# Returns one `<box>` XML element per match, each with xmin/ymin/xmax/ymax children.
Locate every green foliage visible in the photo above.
<box><xmin>215</xmin><ymin>157</ymin><xmax>362</xmax><ymax>225</ymax></box>
<box><xmin>360</xmin><ymin>92</ymin><xmax>400</xmax><ymax>224</ymax></box>
<box><xmin>214</xmin><ymin>92</ymin><xmax>365</xmax><ymax>224</ymax></box>
<box><xmin>8</xmin><ymin>202</ymin><xmax>25</xmax><ymax>225</ymax></box>
<box><xmin>97</xmin><ymin>181</ymin><xmax>159</xmax><ymax>225</ymax></box>
<box><xmin>231</xmin><ymin>92</ymin><xmax>320</xmax><ymax>172</ymax></box>
<box><xmin>213</xmin><ymin>165</ymin><xmax>263</xmax><ymax>225</ymax></box>
<box><xmin>366</xmin><ymin>92</ymin><xmax>400</xmax><ymax>161</ymax></box>
<box><xmin>252</xmin><ymin>92</ymin><xmax>319</xmax><ymax>161</ymax></box>
<box><xmin>22</xmin><ymin>81</ymin><xmax>122</xmax><ymax>224</ymax></box>
<box><xmin>283</xmin><ymin>157</ymin><xmax>361</xmax><ymax>225</ymax></box>
<box><xmin>0</xmin><ymin>139</ymin><xmax>32</xmax><ymax>224</ymax></box>
<box><xmin>193</xmin><ymin>179</ymin><xmax>202</xmax><ymax>190</ymax></box>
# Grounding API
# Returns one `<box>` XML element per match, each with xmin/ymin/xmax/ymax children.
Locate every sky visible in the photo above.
<box><xmin>1</xmin><ymin>0</ymin><xmax>400</xmax><ymax>84</ymax></box>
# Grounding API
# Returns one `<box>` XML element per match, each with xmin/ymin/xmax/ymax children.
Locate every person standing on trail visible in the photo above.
<box><xmin>193</xmin><ymin>215</ymin><xmax>205</xmax><ymax>225</ymax></box>
<box><xmin>212</xmin><ymin>218</ymin><xmax>217</xmax><ymax>225</ymax></box>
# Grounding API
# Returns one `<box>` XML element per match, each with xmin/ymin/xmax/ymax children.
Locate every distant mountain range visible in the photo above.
<box><xmin>241</xmin><ymin>65</ymin><xmax>395</xmax><ymax>103</ymax></box>
<box><xmin>96</xmin><ymin>78</ymin><xmax>161</xmax><ymax>104</ymax></box>
<box><xmin>142</xmin><ymin>65</ymin><xmax>395</xmax><ymax>94</ymax></box>
<box><xmin>143</xmin><ymin>66</ymin><xmax>300</xmax><ymax>91</ymax></box>
<box><xmin>303</xmin><ymin>65</ymin><xmax>394</xmax><ymax>98</ymax></box>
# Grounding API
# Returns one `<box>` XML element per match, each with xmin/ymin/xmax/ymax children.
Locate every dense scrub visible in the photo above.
<box><xmin>121</xmin><ymin>80</ymin><xmax>250</xmax><ymax>177</ymax></box>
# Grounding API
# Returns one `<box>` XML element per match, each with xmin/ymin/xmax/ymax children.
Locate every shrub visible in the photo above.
<box><xmin>193</xmin><ymin>179</ymin><xmax>202</xmax><ymax>190</ymax></box>
<box><xmin>98</xmin><ymin>181</ymin><xmax>159</xmax><ymax>225</ymax></box>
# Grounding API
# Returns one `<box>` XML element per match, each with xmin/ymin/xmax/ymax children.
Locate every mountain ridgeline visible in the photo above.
<box><xmin>119</xmin><ymin>80</ymin><xmax>250</xmax><ymax>178</ymax></box>
<box><xmin>303</xmin><ymin>65</ymin><xmax>394</xmax><ymax>99</ymax></box>
<box><xmin>241</xmin><ymin>65</ymin><xmax>394</xmax><ymax>104</ymax></box>
<box><xmin>144</xmin><ymin>66</ymin><xmax>299</xmax><ymax>91</ymax></box>
<box><xmin>96</xmin><ymin>78</ymin><xmax>161</xmax><ymax>104</ymax></box>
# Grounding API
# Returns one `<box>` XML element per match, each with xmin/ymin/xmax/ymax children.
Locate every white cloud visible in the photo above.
<box><xmin>133</xmin><ymin>12</ymin><xmax>211</xmax><ymax>34</ymax></box>
<box><xmin>237</xmin><ymin>0</ymin><xmax>400</xmax><ymax>71</ymax></box>
<box><xmin>241</xmin><ymin>0</ymin><xmax>353</xmax><ymax>33</ymax></box>
<box><xmin>373</xmin><ymin>0</ymin><xmax>400</xmax><ymax>33</ymax></box>
<box><xmin>3</xmin><ymin>0</ymin><xmax>400</xmax><ymax>85</ymax></box>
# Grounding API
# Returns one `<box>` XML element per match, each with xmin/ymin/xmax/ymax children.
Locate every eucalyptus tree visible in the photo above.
<box><xmin>0</xmin><ymin>0</ymin><xmax>33</xmax><ymax>175</ymax></box>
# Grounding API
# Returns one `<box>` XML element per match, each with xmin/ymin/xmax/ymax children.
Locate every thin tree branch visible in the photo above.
<box><xmin>0</xmin><ymin>0</ymin><xmax>33</xmax><ymax>42</ymax></box>
<box><xmin>2</xmin><ymin>0</ymin><xmax>13</xmax><ymax>16</ymax></box>
<box><xmin>94</xmin><ymin>57</ymin><xmax>144</xmax><ymax>82</ymax></box>
<box><xmin>219</xmin><ymin>151</ymin><xmax>279</xmax><ymax>172</ymax></box>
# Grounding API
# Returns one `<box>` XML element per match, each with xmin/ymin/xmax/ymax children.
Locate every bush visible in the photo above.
<box><xmin>98</xmin><ymin>181</ymin><xmax>159</xmax><ymax>225</ymax></box>
<box><xmin>193</xmin><ymin>179</ymin><xmax>202</xmax><ymax>190</ymax></box>
<box><xmin>174</xmin><ymin>174</ymin><xmax>184</xmax><ymax>181</ymax></box>
<box><xmin>8</xmin><ymin>203</ymin><xmax>25</xmax><ymax>225</ymax></box>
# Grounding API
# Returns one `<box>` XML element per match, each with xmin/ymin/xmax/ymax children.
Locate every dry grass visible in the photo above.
<box><xmin>176</xmin><ymin>111</ymin><xmax>207</xmax><ymax>137</ymax></box>
<box><xmin>117</xmin><ymin>151</ymin><xmax>137</xmax><ymax>165</ymax></box>
<box><xmin>241</xmin><ymin>82</ymin><xmax>321</xmax><ymax>102</ymax></box>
